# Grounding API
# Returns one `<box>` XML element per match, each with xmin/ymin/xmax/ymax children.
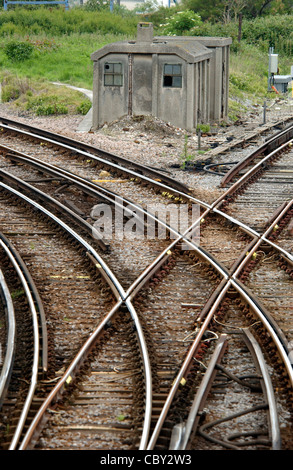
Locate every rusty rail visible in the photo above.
<box><xmin>220</xmin><ymin>123</ymin><xmax>293</xmax><ymax>187</ymax></box>
<box><xmin>0</xmin><ymin>180</ymin><xmax>152</xmax><ymax>451</ymax></box>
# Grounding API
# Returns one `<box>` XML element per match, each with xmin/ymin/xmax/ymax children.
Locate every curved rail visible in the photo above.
<box><xmin>0</xmin><ymin>232</ymin><xmax>48</xmax><ymax>374</ymax></box>
<box><xmin>220</xmin><ymin>123</ymin><xmax>293</xmax><ymax>187</ymax></box>
<box><xmin>145</xmin><ymin>199</ymin><xmax>293</xmax><ymax>450</ymax></box>
<box><xmin>0</xmin><ymin>180</ymin><xmax>152</xmax><ymax>451</ymax></box>
<box><xmin>1</xmin><ymin>116</ymin><xmax>292</xmax><ymax>450</ymax></box>
<box><xmin>0</xmin><ymin>120</ymin><xmax>191</xmax><ymax>195</ymax></box>
<box><xmin>0</xmin><ymin>269</ymin><xmax>16</xmax><ymax>410</ymax></box>
<box><xmin>2</xmin><ymin>141</ymin><xmax>291</xmax><ymax>266</ymax></box>
<box><xmin>169</xmin><ymin>330</ymin><xmax>281</xmax><ymax>450</ymax></box>
<box><xmin>0</xmin><ymin>237</ymin><xmax>40</xmax><ymax>450</ymax></box>
<box><xmin>241</xmin><ymin>327</ymin><xmax>281</xmax><ymax>450</ymax></box>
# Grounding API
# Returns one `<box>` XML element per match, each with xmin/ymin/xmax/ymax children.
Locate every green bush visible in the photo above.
<box><xmin>0</xmin><ymin>7</ymin><xmax>138</xmax><ymax>37</ymax></box>
<box><xmin>77</xmin><ymin>100</ymin><xmax>92</xmax><ymax>115</ymax></box>
<box><xmin>241</xmin><ymin>15</ymin><xmax>293</xmax><ymax>54</ymax></box>
<box><xmin>26</xmin><ymin>94</ymin><xmax>68</xmax><ymax>116</ymax></box>
<box><xmin>1</xmin><ymin>84</ymin><xmax>20</xmax><ymax>102</ymax></box>
<box><xmin>160</xmin><ymin>10</ymin><xmax>202</xmax><ymax>36</ymax></box>
<box><xmin>35</xmin><ymin>103</ymin><xmax>68</xmax><ymax>116</ymax></box>
<box><xmin>195</xmin><ymin>14</ymin><xmax>293</xmax><ymax>55</ymax></box>
<box><xmin>4</xmin><ymin>41</ymin><xmax>34</xmax><ymax>62</ymax></box>
<box><xmin>0</xmin><ymin>22</ymin><xmax>20</xmax><ymax>36</ymax></box>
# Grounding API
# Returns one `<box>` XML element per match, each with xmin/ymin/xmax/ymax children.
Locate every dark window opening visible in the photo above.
<box><xmin>163</xmin><ymin>64</ymin><xmax>182</xmax><ymax>88</ymax></box>
<box><xmin>104</xmin><ymin>62</ymin><xmax>123</xmax><ymax>87</ymax></box>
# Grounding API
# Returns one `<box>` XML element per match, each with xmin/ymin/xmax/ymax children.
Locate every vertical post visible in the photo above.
<box><xmin>110</xmin><ymin>0</ymin><xmax>114</xmax><ymax>12</ymax></box>
<box><xmin>263</xmin><ymin>100</ymin><xmax>266</xmax><ymax>125</ymax></box>
<box><xmin>268</xmin><ymin>47</ymin><xmax>274</xmax><ymax>91</ymax></box>
<box><xmin>291</xmin><ymin>66</ymin><xmax>293</xmax><ymax>100</ymax></box>
<box><xmin>4</xmin><ymin>0</ymin><xmax>7</xmax><ymax>10</ymax></box>
<box><xmin>128</xmin><ymin>54</ymin><xmax>133</xmax><ymax>117</ymax></box>
<box><xmin>197</xmin><ymin>128</ymin><xmax>201</xmax><ymax>151</ymax></box>
<box><xmin>238</xmin><ymin>14</ymin><xmax>242</xmax><ymax>43</ymax></box>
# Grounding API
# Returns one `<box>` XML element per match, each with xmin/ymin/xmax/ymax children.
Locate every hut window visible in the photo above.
<box><xmin>163</xmin><ymin>64</ymin><xmax>182</xmax><ymax>88</ymax></box>
<box><xmin>104</xmin><ymin>63</ymin><xmax>123</xmax><ymax>86</ymax></box>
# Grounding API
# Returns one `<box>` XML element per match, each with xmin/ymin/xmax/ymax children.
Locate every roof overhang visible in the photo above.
<box><xmin>91</xmin><ymin>38</ymin><xmax>213</xmax><ymax>64</ymax></box>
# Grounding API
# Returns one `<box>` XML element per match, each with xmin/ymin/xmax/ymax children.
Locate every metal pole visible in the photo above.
<box><xmin>263</xmin><ymin>100</ymin><xmax>266</xmax><ymax>125</ymax></box>
<box><xmin>198</xmin><ymin>128</ymin><xmax>201</xmax><ymax>151</ymax></box>
<box><xmin>268</xmin><ymin>47</ymin><xmax>274</xmax><ymax>91</ymax></box>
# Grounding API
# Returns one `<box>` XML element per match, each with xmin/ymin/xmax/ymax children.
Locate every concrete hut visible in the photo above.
<box><xmin>91</xmin><ymin>23</ymin><xmax>232</xmax><ymax>131</ymax></box>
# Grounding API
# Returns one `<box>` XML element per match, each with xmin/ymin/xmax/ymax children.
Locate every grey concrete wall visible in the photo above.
<box><xmin>199</xmin><ymin>43</ymin><xmax>230</xmax><ymax>123</ymax></box>
<box><xmin>95</xmin><ymin>54</ymin><xmax>129</xmax><ymax>127</ymax></box>
<box><xmin>156</xmin><ymin>55</ymin><xmax>186</xmax><ymax>129</ymax></box>
<box><xmin>132</xmin><ymin>54</ymin><xmax>153</xmax><ymax>115</ymax></box>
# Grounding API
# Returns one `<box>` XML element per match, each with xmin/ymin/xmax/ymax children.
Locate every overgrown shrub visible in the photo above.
<box><xmin>241</xmin><ymin>15</ymin><xmax>293</xmax><ymax>55</ymax></box>
<box><xmin>26</xmin><ymin>94</ymin><xmax>68</xmax><ymax>116</ymax></box>
<box><xmin>159</xmin><ymin>10</ymin><xmax>202</xmax><ymax>36</ymax></box>
<box><xmin>0</xmin><ymin>7</ymin><xmax>138</xmax><ymax>37</ymax></box>
<box><xmin>77</xmin><ymin>100</ymin><xmax>92</xmax><ymax>115</ymax></box>
<box><xmin>1</xmin><ymin>74</ymin><xmax>32</xmax><ymax>102</ymax></box>
<box><xmin>194</xmin><ymin>14</ymin><xmax>293</xmax><ymax>55</ymax></box>
<box><xmin>1</xmin><ymin>84</ymin><xmax>21</xmax><ymax>102</ymax></box>
<box><xmin>36</xmin><ymin>103</ymin><xmax>68</xmax><ymax>116</ymax></box>
<box><xmin>0</xmin><ymin>22</ymin><xmax>20</xmax><ymax>36</ymax></box>
<box><xmin>4</xmin><ymin>40</ymin><xmax>34</xmax><ymax>61</ymax></box>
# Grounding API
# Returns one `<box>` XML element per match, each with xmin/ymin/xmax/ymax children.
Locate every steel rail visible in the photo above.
<box><xmin>147</xmin><ymin>270</ymin><xmax>293</xmax><ymax>449</ymax></box>
<box><xmin>233</xmin><ymin>199</ymin><xmax>293</xmax><ymax>280</ymax></box>
<box><xmin>146</xmin><ymin>281</ymin><xmax>232</xmax><ymax>449</ymax></box>
<box><xmin>14</xmin><ymin>126</ymin><xmax>290</xmax><ymax>450</ymax></box>
<box><xmin>20</xmin><ymin>300</ymin><xmax>153</xmax><ymax>451</ymax></box>
<box><xmin>4</xmin><ymin>143</ymin><xmax>281</xmax><ymax>282</ymax></box>
<box><xmin>0</xmin><ymin>163</ymin><xmax>109</xmax><ymax>253</ymax></box>
<box><xmin>0</xmin><ymin>143</ymin><xmax>261</xmax><ymax>243</ymax></box>
<box><xmin>6</xmin><ymin>144</ymin><xmax>290</xmax><ymax>296</ymax></box>
<box><xmin>5</xmin><ymin>142</ymin><xmax>291</xmax><ymax>288</ymax></box>
<box><xmin>0</xmin><ymin>147</ymin><xmax>197</xmax><ymax>243</ymax></box>
<box><xmin>241</xmin><ymin>327</ymin><xmax>281</xmax><ymax>450</ymax></box>
<box><xmin>169</xmin><ymin>334</ymin><xmax>228</xmax><ymax>450</ymax></box>
<box><xmin>145</xmin><ymin>199</ymin><xmax>293</xmax><ymax>450</ymax></box>
<box><xmin>0</xmin><ymin>181</ymin><xmax>152</xmax><ymax>451</ymax></box>
<box><xmin>0</xmin><ymin>161</ymin><xmax>231</xmax><ymax>451</ymax></box>
<box><xmin>3</xmin><ymin>139</ymin><xmax>290</xmax><ymax>263</ymax></box>
<box><xmin>0</xmin><ymin>165</ymin><xmax>232</xmax><ymax>450</ymax></box>
<box><xmin>0</xmin><ymin>118</ymin><xmax>291</xmax><ymax>255</ymax></box>
<box><xmin>216</xmin><ymin>138</ymin><xmax>293</xmax><ymax>207</ymax></box>
<box><xmin>0</xmin><ymin>120</ymin><xmax>191</xmax><ymax>195</ymax></box>
<box><xmin>26</xmin><ymin>120</ymin><xmax>293</xmax><ymax>450</ymax></box>
<box><xmin>171</xmin><ymin>328</ymin><xmax>281</xmax><ymax>450</ymax></box>
<box><xmin>0</xmin><ymin>148</ymin><xmax>233</xmax><ymax>279</ymax></box>
<box><xmin>0</xmin><ymin>269</ymin><xmax>16</xmax><ymax>410</ymax></box>
<box><xmin>1</xmin><ymin>117</ymin><xmax>292</xmax><ymax>450</ymax></box>
<box><xmin>0</xmin><ymin>231</ymin><xmax>48</xmax><ymax>373</ymax></box>
<box><xmin>19</xmin><ymin>300</ymin><xmax>122</xmax><ymax>450</ymax></box>
<box><xmin>0</xmin><ymin>237</ymin><xmax>40</xmax><ymax>450</ymax></box>
<box><xmin>220</xmin><ymin>123</ymin><xmax>293</xmax><ymax>187</ymax></box>
<box><xmin>0</xmin><ymin>166</ymin><xmax>229</xmax><ymax>284</ymax></box>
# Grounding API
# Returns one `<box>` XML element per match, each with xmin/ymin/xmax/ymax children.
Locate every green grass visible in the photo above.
<box><xmin>1</xmin><ymin>71</ymin><xmax>92</xmax><ymax>116</ymax></box>
<box><xmin>0</xmin><ymin>30</ymin><xmax>133</xmax><ymax>116</ymax></box>
<box><xmin>0</xmin><ymin>7</ymin><xmax>292</xmax><ymax>121</ymax></box>
<box><xmin>0</xmin><ymin>7</ymin><xmax>138</xmax><ymax>115</ymax></box>
<box><xmin>0</xmin><ymin>33</ymin><xmax>132</xmax><ymax>89</ymax></box>
<box><xmin>227</xmin><ymin>40</ymin><xmax>292</xmax><ymax>121</ymax></box>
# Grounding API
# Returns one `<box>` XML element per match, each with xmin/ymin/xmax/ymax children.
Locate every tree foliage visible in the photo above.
<box><xmin>180</xmin><ymin>0</ymin><xmax>293</xmax><ymax>21</ymax></box>
<box><xmin>159</xmin><ymin>10</ymin><xmax>202</xmax><ymax>35</ymax></box>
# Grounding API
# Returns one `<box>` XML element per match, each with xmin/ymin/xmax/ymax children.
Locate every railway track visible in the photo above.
<box><xmin>0</xmin><ymin>116</ymin><xmax>292</xmax><ymax>451</ymax></box>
